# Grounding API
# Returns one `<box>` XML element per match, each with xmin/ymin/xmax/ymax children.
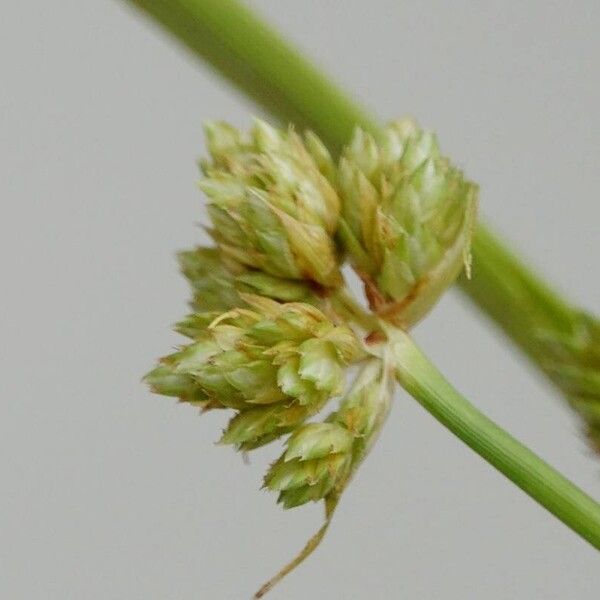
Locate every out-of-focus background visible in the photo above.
<box><xmin>1</xmin><ymin>1</ymin><xmax>599</xmax><ymax>598</ymax></box>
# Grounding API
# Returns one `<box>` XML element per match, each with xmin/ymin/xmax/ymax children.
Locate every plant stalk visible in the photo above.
<box><xmin>388</xmin><ymin>326</ymin><xmax>600</xmax><ymax>549</ymax></box>
<box><xmin>124</xmin><ymin>0</ymin><xmax>379</xmax><ymax>154</ymax></box>
<box><xmin>459</xmin><ymin>225</ymin><xmax>575</xmax><ymax>361</ymax></box>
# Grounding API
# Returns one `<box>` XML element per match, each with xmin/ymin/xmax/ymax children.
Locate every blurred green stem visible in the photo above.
<box><xmin>125</xmin><ymin>0</ymin><xmax>379</xmax><ymax>153</ymax></box>
<box><xmin>460</xmin><ymin>225</ymin><xmax>575</xmax><ymax>360</ymax></box>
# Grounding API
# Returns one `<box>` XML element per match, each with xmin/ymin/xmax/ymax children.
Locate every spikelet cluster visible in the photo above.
<box><xmin>146</xmin><ymin>295</ymin><xmax>362</xmax><ymax>449</ymax></box>
<box><xmin>264</xmin><ymin>360</ymin><xmax>391</xmax><ymax>508</ymax></box>
<box><xmin>145</xmin><ymin>118</ymin><xmax>478</xmax><ymax>595</ymax></box>
<box><xmin>338</xmin><ymin>120</ymin><xmax>478</xmax><ymax>327</ymax></box>
<box><xmin>146</xmin><ymin>117</ymin><xmax>477</xmax><ymax>510</ymax></box>
<box><xmin>201</xmin><ymin>120</ymin><xmax>341</xmax><ymax>289</ymax></box>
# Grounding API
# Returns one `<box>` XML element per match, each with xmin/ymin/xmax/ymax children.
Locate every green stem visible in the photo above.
<box><xmin>388</xmin><ymin>326</ymin><xmax>600</xmax><ymax>549</ymax></box>
<box><xmin>459</xmin><ymin>225</ymin><xmax>576</xmax><ymax>363</ymax></box>
<box><xmin>124</xmin><ymin>0</ymin><xmax>379</xmax><ymax>154</ymax></box>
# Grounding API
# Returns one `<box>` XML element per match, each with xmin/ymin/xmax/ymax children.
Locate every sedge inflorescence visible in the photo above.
<box><xmin>145</xmin><ymin>118</ymin><xmax>477</xmax><ymax>591</ymax></box>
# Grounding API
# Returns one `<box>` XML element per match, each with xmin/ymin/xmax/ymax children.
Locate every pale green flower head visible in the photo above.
<box><xmin>200</xmin><ymin>119</ymin><xmax>342</xmax><ymax>288</ymax></box>
<box><xmin>264</xmin><ymin>359</ymin><xmax>392</xmax><ymax>508</ymax></box>
<box><xmin>333</xmin><ymin>358</ymin><xmax>393</xmax><ymax>460</ymax></box>
<box><xmin>338</xmin><ymin>119</ymin><xmax>478</xmax><ymax>327</ymax></box>
<box><xmin>264</xmin><ymin>422</ymin><xmax>354</xmax><ymax>508</ymax></box>
<box><xmin>143</xmin><ymin>364</ymin><xmax>215</xmax><ymax>409</ymax></box>
<box><xmin>146</xmin><ymin>116</ymin><xmax>479</xmax><ymax>597</ymax></box>
<box><xmin>178</xmin><ymin>247</ymin><xmax>243</xmax><ymax>313</ymax></box>
<box><xmin>144</xmin><ymin>295</ymin><xmax>363</xmax><ymax>450</ymax></box>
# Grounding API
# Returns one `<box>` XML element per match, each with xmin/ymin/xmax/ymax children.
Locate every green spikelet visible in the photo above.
<box><xmin>333</xmin><ymin>357</ymin><xmax>393</xmax><ymax>461</ymax></box>
<box><xmin>200</xmin><ymin>119</ymin><xmax>342</xmax><ymax>288</ymax></box>
<box><xmin>337</xmin><ymin>119</ymin><xmax>478</xmax><ymax>327</ymax></box>
<box><xmin>265</xmin><ymin>422</ymin><xmax>354</xmax><ymax>508</ymax></box>
<box><xmin>144</xmin><ymin>364</ymin><xmax>215</xmax><ymax>409</ymax></box>
<box><xmin>263</xmin><ymin>358</ymin><xmax>392</xmax><ymax>508</ymax></box>
<box><xmin>177</xmin><ymin>246</ymin><xmax>314</xmax><ymax>322</ymax></box>
<box><xmin>144</xmin><ymin>295</ymin><xmax>363</xmax><ymax>448</ymax></box>
<box><xmin>177</xmin><ymin>247</ymin><xmax>242</xmax><ymax>313</ymax></box>
<box><xmin>258</xmin><ymin>358</ymin><xmax>392</xmax><ymax>596</ymax></box>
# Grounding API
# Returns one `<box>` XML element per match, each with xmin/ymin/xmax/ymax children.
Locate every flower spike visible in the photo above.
<box><xmin>200</xmin><ymin>120</ymin><xmax>342</xmax><ymax>289</ymax></box>
<box><xmin>145</xmin><ymin>117</ymin><xmax>478</xmax><ymax>597</ymax></box>
<box><xmin>145</xmin><ymin>297</ymin><xmax>363</xmax><ymax>449</ymax></box>
<box><xmin>338</xmin><ymin>119</ymin><xmax>478</xmax><ymax>327</ymax></box>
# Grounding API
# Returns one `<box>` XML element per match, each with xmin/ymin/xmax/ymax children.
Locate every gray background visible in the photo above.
<box><xmin>1</xmin><ymin>1</ymin><xmax>599</xmax><ymax>598</ymax></box>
